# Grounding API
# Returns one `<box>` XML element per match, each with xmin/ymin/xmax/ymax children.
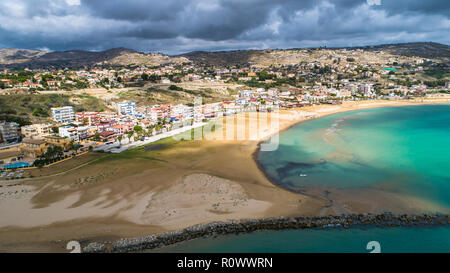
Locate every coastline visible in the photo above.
<box><xmin>251</xmin><ymin>99</ymin><xmax>450</xmax><ymax>215</ymax></box>
<box><xmin>0</xmin><ymin>98</ymin><xmax>449</xmax><ymax>252</ymax></box>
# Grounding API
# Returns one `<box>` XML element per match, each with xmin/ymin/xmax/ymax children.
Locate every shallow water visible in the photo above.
<box><xmin>257</xmin><ymin>105</ymin><xmax>450</xmax><ymax>208</ymax></box>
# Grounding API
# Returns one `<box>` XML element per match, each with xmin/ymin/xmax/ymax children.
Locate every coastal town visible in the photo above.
<box><xmin>0</xmin><ymin>0</ymin><xmax>449</xmax><ymax>256</ymax></box>
<box><xmin>1</xmin><ymin>47</ymin><xmax>449</xmax><ymax>176</ymax></box>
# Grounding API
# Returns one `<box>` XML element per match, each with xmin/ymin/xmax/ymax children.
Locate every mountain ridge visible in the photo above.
<box><xmin>1</xmin><ymin>42</ymin><xmax>448</xmax><ymax>69</ymax></box>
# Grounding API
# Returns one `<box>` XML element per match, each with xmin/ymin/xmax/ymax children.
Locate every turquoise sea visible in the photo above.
<box><xmin>154</xmin><ymin>226</ymin><xmax>450</xmax><ymax>253</ymax></box>
<box><xmin>258</xmin><ymin>104</ymin><xmax>450</xmax><ymax>208</ymax></box>
<box><xmin>156</xmin><ymin>105</ymin><xmax>450</xmax><ymax>253</ymax></box>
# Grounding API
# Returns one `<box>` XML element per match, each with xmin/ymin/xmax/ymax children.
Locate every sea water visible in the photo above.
<box><xmin>155</xmin><ymin>105</ymin><xmax>450</xmax><ymax>253</ymax></box>
<box><xmin>257</xmin><ymin>105</ymin><xmax>450</xmax><ymax>208</ymax></box>
<box><xmin>153</xmin><ymin>226</ymin><xmax>450</xmax><ymax>253</ymax></box>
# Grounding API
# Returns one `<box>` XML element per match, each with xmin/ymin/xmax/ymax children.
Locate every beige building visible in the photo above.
<box><xmin>18</xmin><ymin>139</ymin><xmax>48</xmax><ymax>158</ymax></box>
<box><xmin>44</xmin><ymin>136</ymin><xmax>72</xmax><ymax>150</ymax></box>
<box><xmin>0</xmin><ymin>148</ymin><xmax>22</xmax><ymax>165</ymax></box>
<box><xmin>21</xmin><ymin>123</ymin><xmax>52</xmax><ymax>139</ymax></box>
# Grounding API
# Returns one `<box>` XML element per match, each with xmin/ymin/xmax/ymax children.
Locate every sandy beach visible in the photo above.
<box><xmin>1</xmin><ymin>98</ymin><xmax>449</xmax><ymax>252</ymax></box>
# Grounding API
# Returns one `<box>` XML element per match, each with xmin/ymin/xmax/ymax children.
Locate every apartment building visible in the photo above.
<box><xmin>76</xmin><ymin>112</ymin><xmax>101</xmax><ymax>126</ymax></box>
<box><xmin>0</xmin><ymin>121</ymin><xmax>21</xmax><ymax>143</ymax></box>
<box><xmin>117</xmin><ymin>101</ymin><xmax>136</xmax><ymax>116</ymax></box>
<box><xmin>51</xmin><ymin>106</ymin><xmax>75</xmax><ymax>124</ymax></box>
<box><xmin>21</xmin><ymin>123</ymin><xmax>52</xmax><ymax>139</ymax></box>
<box><xmin>59</xmin><ymin>126</ymin><xmax>78</xmax><ymax>141</ymax></box>
<box><xmin>359</xmin><ymin>83</ymin><xmax>374</xmax><ymax>96</ymax></box>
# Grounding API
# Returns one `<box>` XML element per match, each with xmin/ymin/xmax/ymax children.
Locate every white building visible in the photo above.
<box><xmin>239</xmin><ymin>90</ymin><xmax>253</xmax><ymax>98</ymax></box>
<box><xmin>58</xmin><ymin>125</ymin><xmax>90</xmax><ymax>142</ymax></box>
<box><xmin>117</xmin><ymin>101</ymin><xmax>136</xmax><ymax>116</ymax></box>
<box><xmin>76</xmin><ymin>126</ymin><xmax>90</xmax><ymax>141</ymax></box>
<box><xmin>267</xmin><ymin>88</ymin><xmax>279</xmax><ymax>97</ymax></box>
<box><xmin>51</xmin><ymin>106</ymin><xmax>75</xmax><ymax>124</ymax></box>
<box><xmin>59</xmin><ymin>126</ymin><xmax>78</xmax><ymax>141</ymax></box>
<box><xmin>359</xmin><ymin>84</ymin><xmax>374</xmax><ymax>96</ymax></box>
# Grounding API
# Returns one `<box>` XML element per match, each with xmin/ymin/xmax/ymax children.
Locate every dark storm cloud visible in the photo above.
<box><xmin>374</xmin><ymin>0</ymin><xmax>450</xmax><ymax>16</ymax></box>
<box><xmin>0</xmin><ymin>0</ymin><xmax>448</xmax><ymax>54</ymax></box>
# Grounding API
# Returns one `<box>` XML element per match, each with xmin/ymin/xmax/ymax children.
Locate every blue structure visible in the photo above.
<box><xmin>2</xmin><ymin>162</ymin><xmax>31</xmax><ymax>169</ymax></box>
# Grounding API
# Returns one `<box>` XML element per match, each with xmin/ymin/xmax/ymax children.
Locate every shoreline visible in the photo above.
<box><xmin>252</xmin><ymin>99</ymin><xmax>450</xmax><ymax>202</ymax></box>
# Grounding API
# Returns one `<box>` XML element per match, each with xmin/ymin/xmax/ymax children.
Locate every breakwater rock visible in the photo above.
<box><xmin>83</xmin><ymin>213</ymin><xmax>449</xmax><ymax>253</ymax></box>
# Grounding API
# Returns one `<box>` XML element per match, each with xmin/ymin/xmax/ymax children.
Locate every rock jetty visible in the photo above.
<box><xmin>83</xmin><ymin>213</ymin><xmax>449</xmax><ymax>253</ymax></box>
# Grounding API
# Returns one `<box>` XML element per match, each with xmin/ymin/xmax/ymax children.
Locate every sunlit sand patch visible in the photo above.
<box><xmin>139</xmin><ymin>174</ymin><xmax>272</xmax><ymax>229</ymax></box>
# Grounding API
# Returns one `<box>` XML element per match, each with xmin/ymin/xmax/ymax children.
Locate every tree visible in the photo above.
<box><xmin>118</xmin><ymin>135</ymin><xmax>123</xmax><ymax>144</ymax></box>
<box><xmin>169</xmin><ymin>85</ymin><xmax>183</xmax><ymax>91</ymax></box>
<box><xmin>42</xmin><ymin>145</ymin><xmax>63</xmax><ymax>161</ymax></box>
<box><xmin>126</xmin><ymin>131</ymin><xmax>134</xmax><ymax>142</ymax></box>
<box><xmin>147</xmin><ymin>126</ymin><xmax>154</xmax><ymax>136</ymax></box>
<box><xmin>133</xmin><ymin>125</ymin><xmax>143</xmax><ymax>134</ymax></box>
<box><xmin>93</xmin><ymin>132</ymin><xmax>101</xmax><ymax>141</ymax></box>
<box><xmin>67</xmin><ymin>142</ymin><xmax>75</xmax><ymax>151</ymax></box>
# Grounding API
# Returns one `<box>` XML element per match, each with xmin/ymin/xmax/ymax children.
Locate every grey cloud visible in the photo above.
<box><xmin>0</xmin><ymin>0</ymin><xmax>448</xmax><ymax>54</ymax></box>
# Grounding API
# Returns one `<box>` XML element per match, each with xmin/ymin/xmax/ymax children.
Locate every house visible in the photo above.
<box><xmin>47</xmin><ymin>81</ymin><xmax>59</xmax><ymax>88</ymax></box>
<box><xmin>239</xmin><ymin>90</ymin><xmax>253</xmax><ymax>98</ymax></box>
<box><xmin>267</xmin><ymin>88</ymin><xmax>279</xmax><ymax>97</ymax></box>
<box><xmin>99</xmin><ymin>130</ymin><xmax>117</xmax><ymax>142</ymax></box>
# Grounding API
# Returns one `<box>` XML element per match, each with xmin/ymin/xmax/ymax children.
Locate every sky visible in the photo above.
<box><xmin>0</xmin><ymin>0</ymin><xmax>449</xmax><ymax>55</ymax></box>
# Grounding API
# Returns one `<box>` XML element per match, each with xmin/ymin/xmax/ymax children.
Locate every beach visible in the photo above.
<box><xmin>0</xmin><ymin>98</ymin><xmax>449</xmax><ymax>252</ymax></box>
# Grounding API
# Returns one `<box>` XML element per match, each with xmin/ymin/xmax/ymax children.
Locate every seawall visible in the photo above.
<box><xmin>83</xmin><ymin>212</ymin><xmax>449</xmax><ymax>253</ymax></box>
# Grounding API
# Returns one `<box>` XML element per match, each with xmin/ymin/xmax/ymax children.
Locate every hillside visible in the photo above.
<box><xmin>0</xmin><ymin>48</ymin><xmax>190</xmax><ymax>70</ymax></box>
<box><xmin>0</xmin><ymin>48</ymin><xmax>47</xmax><ymax>65</ymax></box>
<box><xmin>359</xmin><ymin>42</ymin><xmax>450</xmax><ymax>60</ymax></box>
<box><xmin>0</xmin><ymin>93</ymin><xmax>109</xmax><ymax>125</ymax></box>
<box><xmin>178</xmin><ymin>50</ymin><xmax>261</xmax><ymax>67</ymax></box>
<box><xmin>178</xmin><ymin>42</ymin><xmax>450</xmax><ymax>67</ymax></box>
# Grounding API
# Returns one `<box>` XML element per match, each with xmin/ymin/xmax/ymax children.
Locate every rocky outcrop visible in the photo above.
<box><xmin>83</xmin><ymin>213</ymin><xmax>449</xmax><ymax>253</ymax></box>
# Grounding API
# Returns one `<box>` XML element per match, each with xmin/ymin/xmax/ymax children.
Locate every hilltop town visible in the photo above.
<box><xmin>0</xmin><ymin>43</ymin><xmax>449</xmax><ymax>174</ymax></box>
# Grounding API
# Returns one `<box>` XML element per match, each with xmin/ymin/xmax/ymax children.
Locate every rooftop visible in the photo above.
<box><xmin>22</xmin><ymin>139</ymin><xmax>46</xmax><ymax>145</ymax></box>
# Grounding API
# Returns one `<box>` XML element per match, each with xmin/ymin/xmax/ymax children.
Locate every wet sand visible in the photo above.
<box><xmin>0</xmin><ymin>98</ymin><xmax>449</xmax><ymax>252</ymax></box>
